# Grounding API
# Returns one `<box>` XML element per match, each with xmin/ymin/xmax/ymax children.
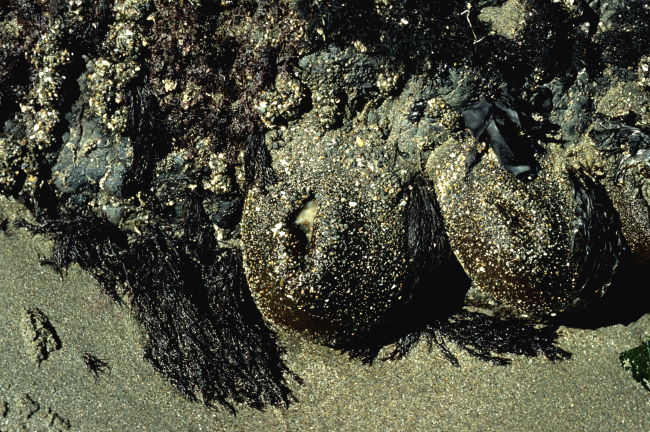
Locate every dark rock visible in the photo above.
<box><xmin>427</xmin><ymin>138</ymin><xmax>624</xmax><ymax>318</ymax></box>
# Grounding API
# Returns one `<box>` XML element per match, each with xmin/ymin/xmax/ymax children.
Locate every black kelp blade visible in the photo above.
<box><xmin>462</xmin><ymin>89</ymin><xmax>553</xmax><ymax>180</ymax></box>
<box><xmin>485</xmin><ymin>118</ymin><xmax>538</xmax><ymax>180</ymax></box>
<box><xmin>591</xmin><ymin>118</ymin><xmax>650</xmax><ymax>182</ymax></box>
<box><xmin>591</xmin><ymin>118</ymin><xmax>650</xmax><ymax>155</ymax></box>
<box><xmin>493</xmin><ymin>99</ymin><xmax>523</xmax><ymax>128</ymax></box>
<box><xmin>462</xmin><ymin>97</ymin><xmax>492</xmax><ymax>141</ymax></box>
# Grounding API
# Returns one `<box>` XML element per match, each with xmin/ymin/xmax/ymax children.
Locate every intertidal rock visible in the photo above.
<box><xmin>241</xmin><ymin>120</ymin><xmax>414</xmax><ymax>345</ymax></box>
<box><xmin>568</xmin><ymin>119</ymin><xmax>650</xmax><ymax>263</ymax></box>
<box><xmin>241</xmin><ymin>64</ymin><xmax>453</xmax><ymax>345</ymax></box>
<box><xmin>426</xmin><ymin>137</ymin><xmax>624</xmax><ymax>318</ymax></box>
<box><xmin>2</xmin><ymin>0</ymin><xmax>649</xmax><ymax>414</ymax></box>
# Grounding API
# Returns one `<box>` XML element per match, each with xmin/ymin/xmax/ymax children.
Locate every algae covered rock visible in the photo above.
<box><xmin>241</xmin><ymin>66</ymin><xmax>453</xmax><ymax>346</ymax></box>
<box><xmin>241</xmin><ymin>153</ymin><xmax>411</xmax><ymax>344</ymax></box>
<box><xmin>2</xmin><ymin>0</ymin><xmax>648</xmax><ymax>416</ymax></box>
<box><xmin>426</xmin><ymin>137</ymin><xmax>624</xmax><ymax>318</ymax></box>
<box><xmin>241</xmin><ymin>113</ymin><xmax>414</xmax><ymax>345</ymax></box>
<box><xmin>568</xmin><ymin>119</ymin><xmax>650</xmax><ymax>264</ymax></box>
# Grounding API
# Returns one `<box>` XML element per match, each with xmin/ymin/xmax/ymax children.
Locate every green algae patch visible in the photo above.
<box><xmin>620</xmin><ymin>341</ymin><xmax>650</xmax><ymax>392</ymax></box>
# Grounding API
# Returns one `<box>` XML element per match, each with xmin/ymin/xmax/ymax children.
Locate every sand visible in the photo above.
<box><xmin>0</xmin><ymin>197</ymin><xmax>648</xmax><ymax>431</ymax></box>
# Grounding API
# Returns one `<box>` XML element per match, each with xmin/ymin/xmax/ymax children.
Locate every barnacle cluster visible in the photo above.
<box><xmin>202</xmin><ymin>151</ymin><xmax>236</xmax><ymax>196</ymax></box>
<box><xmin>83</xmin><ymin>17</ymin><xmax>145</xmax><ymax>133</ymax></box>
<box><xmin>640</xmin><ymin>55</ymin><xmax>650</xmax><ymax>87</ymax></box>
<box><xmin>0</xmin><ymin>11</ymin><xmax>31</xmax><ymax>123</ymax></box>
<box><xmin>257</xmin><ymin>75</ymin><xmax>305</xmax><ymax>127</ymax></box>
<box><xmin>296</xmin><ymin>46</ymin><xmax>402</xmax><ymax>128</ymax></box>
<box><xmin>1</xmin><ymin>0</ymin><xmax>650</xmax><ymax>415</ymax></box>
<box><xmin>23</xmin><ymin>31</ymin><xmax>71</xmax><ymax>150</ymax></box>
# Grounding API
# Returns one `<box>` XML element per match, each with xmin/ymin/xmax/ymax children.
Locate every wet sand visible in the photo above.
<box><xmin>0</xmin><ymin>196</ymin><xmax>649</xmax><ymax>431</ymax></box>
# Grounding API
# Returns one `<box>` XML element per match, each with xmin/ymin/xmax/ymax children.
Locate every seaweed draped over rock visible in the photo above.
<box><xmin>3</xmin><ymin>0</ymin><xmax>647</xmax><ymax>415</ymax></box>
<box><xmin>18</xmin><ymin>195</ymin><xmax>298</xmax><ymax>413</ymax></box>
<box><xmin>591</xmin><ymin>118</ymin><xmax>650</xmax><ymax>182</ymax></box>
<box><xmin>566</xmin><ymin>118</ymin><xmax>650</xmax><ymax>264</ymax></box>
<box><xmin>462</xmin><ymin>88</ymin><xmax>554</xmax><ymax>181</ymax></box>
<box><xmin>240</xmin><ymin>67</ymin><xmax>571</xmax><ymax>367</ymax></box>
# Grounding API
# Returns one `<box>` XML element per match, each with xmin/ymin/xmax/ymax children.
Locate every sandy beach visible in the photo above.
<box><xmin>1</xmin><ymin>197</ymin><xmax>648</xmax><ymax>431</ymax></box>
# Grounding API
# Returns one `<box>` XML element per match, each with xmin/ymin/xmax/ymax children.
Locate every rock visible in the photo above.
<box><xmin>426</xmin><ymin>137</ymin><xmax>624</xmax><ymax>318</ymax></box>
<box><xmin>2</xmin><ymin>0</ymin><xmax>649</xmax><ymax>413</ymax></box>
<box><xmin>241</xmin><ymin>114</ymin><xmax>412</xmax><ymax>345</ymax></box>
<box><xmin>567</xmin><ymin>119</ymin><xmax>650</xmax><ymax>263</ymax></box>
<box><xmin>241</xmin><ymin>71</ymin><xmax>451</xmax><ymax>345</ymax></box>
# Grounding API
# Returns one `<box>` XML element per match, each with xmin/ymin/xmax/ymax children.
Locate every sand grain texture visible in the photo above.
<box><xmin>0</xmin><ymin>199</ymin><xmax>648</xmax><ymax>431</ymax></box>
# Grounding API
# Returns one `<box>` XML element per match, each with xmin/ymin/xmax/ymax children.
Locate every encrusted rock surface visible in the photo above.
<box><xmin>427</xmin><ymin>137</ymin><xmax>623</xmax><ymax>318</ymax></box>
